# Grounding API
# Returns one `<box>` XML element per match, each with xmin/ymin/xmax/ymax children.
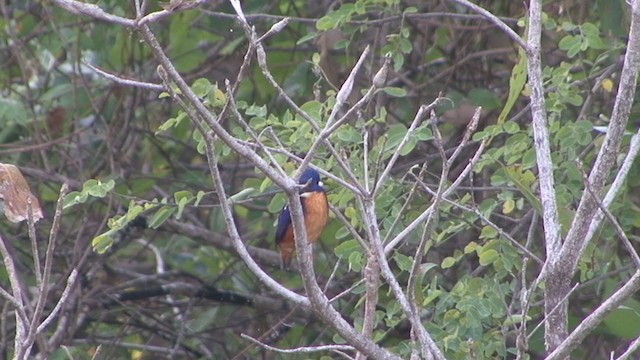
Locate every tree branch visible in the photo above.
<box><xmin>545</xmin><ymin>271</ymin><xmax>640</xmax><ymax>360</ymax></box>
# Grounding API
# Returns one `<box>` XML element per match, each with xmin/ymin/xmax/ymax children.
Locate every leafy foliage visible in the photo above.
<box><xmin>1</xmin><ymin>0</ymin><xmax>639</xmax><ymax>359</ymax></box>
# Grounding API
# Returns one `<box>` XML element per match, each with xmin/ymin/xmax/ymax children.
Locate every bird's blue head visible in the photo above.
<box><xmin>298</xmin><ymin>168</ymin><xmax>324</xmax><ymax>193</ymax></box>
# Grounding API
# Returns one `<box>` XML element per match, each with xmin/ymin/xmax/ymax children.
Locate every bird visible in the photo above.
<box><xmin>274</xmin><ymin>168</ymin><xmax>329</xmax><ymax>269</ymax></box>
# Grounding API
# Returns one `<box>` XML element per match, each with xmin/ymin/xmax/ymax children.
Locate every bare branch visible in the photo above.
<box><xmin>229</xmin><ymin>4</ymin><xmax>367</xmax><ymax>195</ymax></box>
<box><xmin>287</xmin><ymin>190</ymin><xmax>400</xmax><ymax>359</ymax></box>
<box><xmin>296</xmin><ymin>46</ymin><xmax>370</xmax><ymax>179</ymax></box>
<box><xmin>138</xmin><ymin>0</ymin><xmax>210</xmax><ymax>25</ymax></box>
<box><xmin>374</xmin><ymin>99</ymin><xmax>442</xmax><ymax>196</ymax></box>
<box><xmin>528</xmin><ymin>282</ymin><xmax>579</xmax><ymax>342</ymax></box>
<box><xmin>615</xmin><ymin>336</ymin><xmax>640</xmax><ymax>360</ymax></box>
<box><xmin>36</xmin><ymin>269</ymin><xmax>78</xmax><ymax>334</ymax></box>
<box><xmin>526</xmin><ymin>0</ymin><xmax>561</xmax><ymax>258</ymax></box>
<box><xmin>448</xmin><ymin>0</ymin><xmax>529</xmax><ymax>52</ymax></box>
<box><xmin>0</xmin><ymin>233</ymin><xmax>28</xmax><ymax>358</ymax></box>
<box><xmin>559</xmin><ymin>0</ymin><xmax>640</xmax><ymax>276</ymax></box>
<box><xmin>358</xmin><ymin>193</ymin><xmax>445</xmax><ymax>359</ymax></box>
<box><xmin>240</xmin><ymin>333</ymin><xmax>355</xmax><ymax>356</ymax></box>
<box><xmin>50</xmin><ymin>0</ymin><xmax>136</xmax><ymax>27</ymax></box>
<box><xmin>86</xmin><ymin>63</ymin><xmax>165</xmax><ymax>91</ymax></box>
<box><xmin>384</xmin><ymin>135</ymin><xmax>487</xmax><ymax>255</ymax></box>
<box><xmin>545</xmin><ymin>271</ymin><xmax>640</xmax><ymax>360</ymax></box>
<box><xmin>524</xmin><ymin>0</ymin><xmax>565</xmax><ymax>350</ymax></box>
<box><xmin>581</xmin><ymin>128</ymin><xmax>640</xmax><ymax>259</ymax></box>
<box><xmin>356</xmin><ymin>249</ymin><xmax>379</xmax><ymax>360</ymax></box>
<box><xmin>20</xmin><ymin>184</ymin><xmax>69</xmax><ymax>359</ymax></box>
<box><xmin>138</xmin><ymin>24</ymin><xmax>291</xmax><ymax>190</ymax></box>
<box><xmin>578</xmin><ymin>163</ymin><xmax>640</xmax><ymax>269</ymax></box>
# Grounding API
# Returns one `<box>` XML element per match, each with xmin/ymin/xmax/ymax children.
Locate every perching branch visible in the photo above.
<box><xmin>558</xmin><ymin>0</ymin><xmax>640</xmax><ymax>278</ymax></box>
<box><xmin>545</xmin><ymin>271</ymin><xmax>640</xmax><ymax>360</ymax></box>
<box><xmin>448</xmin><ymin>0</ymin><xmax>529</xmax><ymax>52</ymax></box>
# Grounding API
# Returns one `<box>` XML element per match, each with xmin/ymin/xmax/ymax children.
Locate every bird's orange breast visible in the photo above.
<box><xmin>301</xmin><ymin>191</ymin><xmax>329</xmax><ymax>243</ymax></box>
<box><xmin>277</xmin><ymin>191</ymin><xmax>328</xmax><ymax>267</ymax></box>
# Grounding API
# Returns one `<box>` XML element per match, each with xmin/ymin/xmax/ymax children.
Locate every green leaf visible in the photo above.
<box><xmin>414</xmin><ymin>125</ymin><xmax>433</xmax><ymax>141</ymax></box>
<box><xmin>63</xmin><ymin>179</ymin><xmax>115</xmax><ymax>209</ymax></box>
<box><xmin>384</xmin><ymin>124</ymin><xmax>408</xmax><ymax>151</ymax></box>
<box><xmin>441</xmin><ymin>256</ymin><xmax>456</xmax><ymax>269</ymax></box>
<box><xmin>603</xmin><ymin>304</ymin><xmax>640</xmax><ymax>338</ymax></box>
<box><xmin>503</xmin><ymin>165</ymin><xmax>542</xmax><ymax>215</ymax></box>
<box><xmin>245</xmin><ymin>104</ymin><xmax>267</xmax><ymax>117</ymax></box>
<box><xmin>502</xmin><ymin>121</ymin><xmax>520</xmax><ymax>134</ymax></box>
<box><xmin>316</xmin><ymin>14</ymin><xmax>340</xmax><ymax>31</ymax></box>
<box><xmin>335</xmin><ymin>239</ymin><xmax>362</xmax><ymax>258</ymax></box>
<box><xmin>382</xmin><ymin>87</ymin><xmax>407</xmax><ymax>97</ymax></box>
<box><xmin>316</xmin><ymin>3</ymin><xmax>355</xmax><ymax>31</ymax></box>
<box><xmin>348</xmin><ymin>251</ymin><xmax>364</xmax><ymax>272</ymax></box>
<box><xmin>336</xmin><ymin>127</ymin><xmax>361</xmax><ymax>143</ymax></box>
<box><xmin>335</xmin><ymin>225</ymin><xmax>352</xmax><ymax>240</ymax></box>
<box><xmin>63</xmin><ymin>191</ymin><xmax>88</xmax><ymax>209</ymax></box>
<box><xmin>148</xmin><ymin>206</ymin><xmax>177</xmax><ymax>229</ymax></box>
<box><xmin>296</xmin><ymin>32</ymin><xmax>317</xmax><ymax>45</ymax></box>
<box><xmin>464</xmin><ymin>241</ymin><xmax>479</xmax><ymax>254</ymax></box>
<box><xmin>92</xmin><ymin>232</ymin><xmax>116</xmax><ymax>254</ymax></box>
<box><xmin>400</xmin><ymin>137</ymin><xmax>417</xmax><ymax>156</ymax></box>
<box><xmin>559</xmin><ymin>35</ymin><xmax>580</xmax><ymax>51</ymax></box>
<box><xmin>229</xmin><ymin>187</ymin><xmax>256</xmax><ymax>203</ymax></box>
<box><xmin>174</xmin><ymin>190</ymin><xmax>194</xmax><ymax>219</ymax></box>
<box><xmin>194</xmin><ymin>191</ymin><xmax>206</xmax><ymax>206</ymax></box>
<box><xmin>422</xmin><ymin>288</ymin><xmax>442</xmax><ymax>307</ymax></box>
<box><xmin>480</xmin><ymin>226</ymin><xmax>498</xmax><ymax>239</ymax></box>
<box><xmin>478</xmin><ymin>249</ymin><xmax>499</xmax><ymax>266</ymax></box>
<box><xmin>86</xmin><ymin>179</ymin><xmax>115</xmax><ymax>197</ymax></box>
<box><xmin>300</xmin><ymin>100</ymin><xmax>323</xmax><ymax>122</ymax></box>
<box><xmin>497</xmin><ymin>45</ymin><xmax>527</xmax><ymax>126</ymax></box>
<box><xmin>468</xmin><ymin>88</ymin><xmax>501</xmax><ymax>110</ymax></box>
<box><xmin>503</xmin><ymin>314</ymin><xmax>531</xmax><ymax>327</ymax></box>
<box><xmin>191</xmin><ymin>78</ymin><xmax>212</xmax><ymax>98</ymax></box>
<box><xmin>394</xmin><ymin>252</ymin><xmax>413</xmax><ymax>272</ymax></box>
<box><xmin>268</xmin><ymin>193</ymin><xmax>287</xmax><ymax>214</ymax></box>
<box><xmin>260</xmin><ymin>176</ymin><xmax>273</xmax><ymax>193</ymax></box>
<box><xmin>522</xmin><ymin>148</ymin><xmax>537</xmax><ymax>169</ymax></box>
<box><xmin>503</xmin><ymin>198</ymin><xmax>516</xmax><ymax>214</ymax></box>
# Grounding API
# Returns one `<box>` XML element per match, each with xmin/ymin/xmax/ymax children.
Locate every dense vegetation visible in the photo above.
<box><xmin>1</xmin><ymin>0</ymin><xmax>640</xmax><ymax>359</ymax></box>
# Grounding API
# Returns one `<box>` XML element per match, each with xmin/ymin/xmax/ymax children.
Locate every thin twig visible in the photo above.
<box><xmin>615</xmin><ymin>335</ymin><xmax>640</xmax><ymax>360</ymax></box>
<box><xmin>374</xmin><ymin>99</ymin><xmax>442</xmax><ymax>196</ymax></box>
<box><xmin>558</xmin><ymin>0</ymin><xmax>640</xmax><ymax>279</ymax></box>
<box><xmin>578</xmin><ymin>162</ymin><xmax>640</xmax><ymax>269</ymax></box>
<box><xmin>414</xmin><ymin>185</ymin><xmax>544</xmax><ymax>266</ymax></box>
<box><xmin>85</xmin><ymin>63</ymin><xmax>164</xmax><ymax>91</ymax></box>
<box><xmin>528</xmin><ymin>282</ymin><xmax>580</xmax><ymax>341</ymax></box>
<box><xmin>231</xmin><ymin>7</ymin><xmax>367</xmax><ymax>195</ymax></box>
<box><xmin>20</xmin><ymin>183</ymin><xmax>69</xmax><ymax>359</ymax></box>
<box><xmin>406</xmin><ymin>113</ymin><xmax>448</xmax><ymax>324</ymax></box>
<box><xmin>0</xmin><ymin>233</ymin><xmax>28</xmax><ymax>358</ymax></box>
<box><xmin>296</xmin><ymin>46</ymin><xmax>370</xmax><ymax>179</ymax></box>
<box><xmin>384</xmin><ymin>135</ymin><xmax>487</xmax><ymax>255</ymax></box>
<box><xmin>50</xmin><ymin>0</ymin><xmax>136</xmax><ymax>27</ymax></box>
<box><xmin>545</xmin><ymin>271</ymin><xmax>640</xmax><ymax>360</ymax></box>
<box><xmin>448</xmin><ymin>0</ymin><xmax>529</xmax><ymax>52</ymax></box>
<box><xmin>581</xmin><ymin>128</ymin><xmax>640</xmax><ymax>258</ymax></box>
<box><xmin>36</xmin><ymin>269</ymin><xmax>78</xmax><ymax>334</ymax></box>
<box><xmin>357</xmin><ymin>193</ymin><xmax>445</xmax><ymax>359</ymax></box>
<box><xmin>240</xmin><ymin>333</ymin><xmax>355</xmax><ymax>355</ymax></box>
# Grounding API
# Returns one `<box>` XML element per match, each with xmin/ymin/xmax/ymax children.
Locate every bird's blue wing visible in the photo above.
<box><xmin>275</xmin><ymin>206</ymin><xmax>291</xmax><ymax>245</ymax></box>
<box><xmin>274</xmin><ymin>199</ymin><xmax>308</xmax><ymax>245</ymax></box>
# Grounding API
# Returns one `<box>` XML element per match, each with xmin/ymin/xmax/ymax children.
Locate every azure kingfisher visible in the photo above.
<box><xmin>275</xmin><ymin>168</ymin><xmax>329</xmax><ymax>269</ymax></box>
